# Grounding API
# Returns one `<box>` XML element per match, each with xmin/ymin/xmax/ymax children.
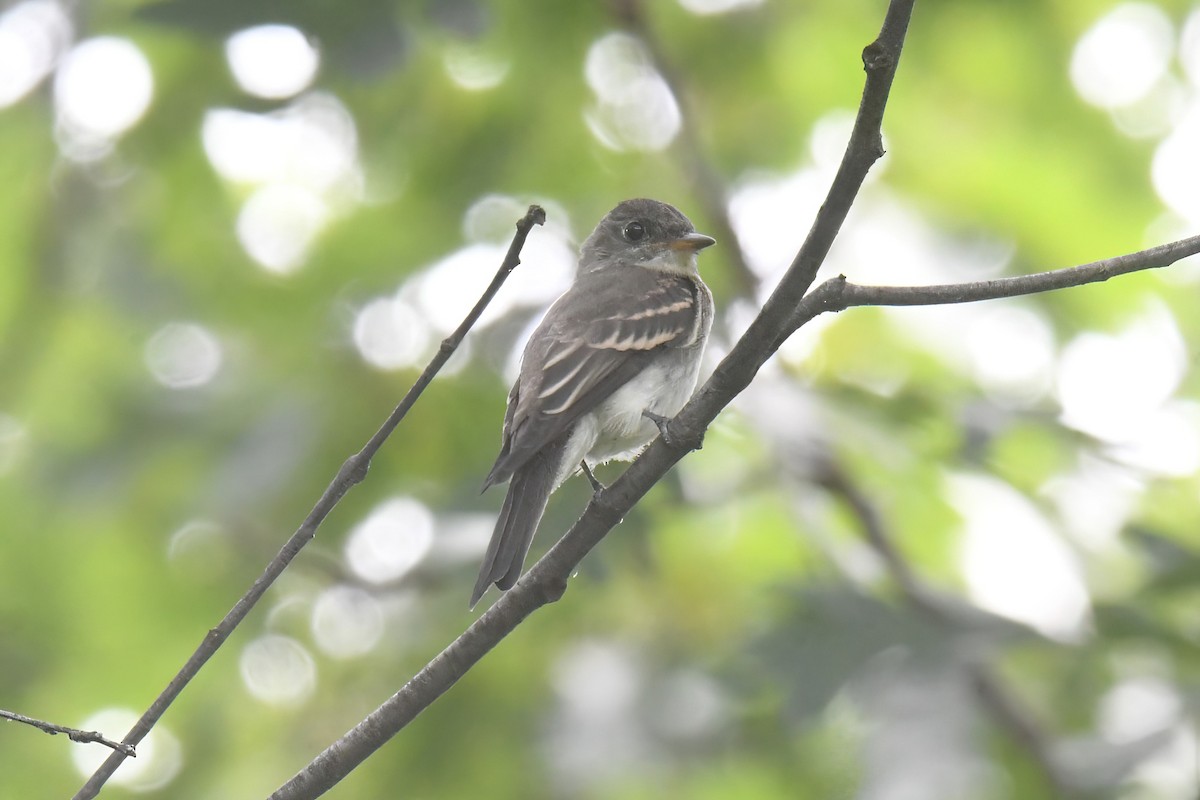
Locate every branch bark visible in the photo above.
<box><xmin>789</xmin><ymin>233</ymin><xmax>1200</xmax><ymax>330</ymax></box>
<box><xmin>71</xmin><ymin>206</ymin><xmax>546</xmax><ymax>800</ymax></box>
<box><xmin>0</xmin><ymin>709</ymin><xmax>135</xmax><ymax>757</ymax></box>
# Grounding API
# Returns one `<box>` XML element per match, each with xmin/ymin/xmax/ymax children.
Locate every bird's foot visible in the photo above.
<box><xmin>642</xmin><ymin>409</ymin><xmax>705</xmax><ymax>451</ymax></box>
<box><xmin>580</xmin><ymin>461</ymin><xmax>606</xmax><ymax>500</ymax></box>
<box><xmin>642</xmin><ymin>409</ymin><xmax>676</xmax><ymax>447</ymax></box>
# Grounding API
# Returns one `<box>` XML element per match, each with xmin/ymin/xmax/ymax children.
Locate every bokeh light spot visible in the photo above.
<box><xmin>236</xmin><ymin>183</ymin><xmax>328</xmax><ymax>273</ymax></box>
<box><xmin>547</xmin><ymin>640</ymin><xmax>647</xmax><ymax>786</ymax></box>
<box><xmin>344</xmin><ymin>497</ymin><xmax>435</xmax><ymax>584</ymax></box>
<box><xmin>203</xmin><ymin>95</ymin><xmax>359</xmax><ymax>195</ymax></box>
<box><xmin>413</xmin><ymin>235</ymin><xmax>574</xmax><ymax>336</ymax></box>
<box><xmin>648</xmin><ymin>670</ymin><xmax>727</xmax><ymax>741</ymax></box>
<box><xmin>1057</xmin><ymin>302</ymin><xmax>1187</xmax><ymax>443</ymax></box>
<box><xmin>965</xmin><ymin>305</ymin><xmax>1056</xmax><ymax>405</ymax></box>
<box><xmin>311</xmin><ymin>585</ymin><xmax>384</xmax><ymax>659</ymax></box>
<box><xmin>1100</xmin><ymin>676</ymin><xmax>1181</xmax><ymax>743</ymax></box>
<box><xmin>353</xmin><ymin>296</ymin><xmax>430</xmax><ymax>370</ymax></box>
<box><xmin>1108</xmin><ymin>401</ymin><xmax>1200</xmax><ymax>477</ymax></box>
<box><xmin>144</xmin><ymin>322</ymin><xmax>222</xmax><ymax>389</ymax></box>
<box><xmin>1151</xmin><ymin>101</ymin><xmax>1200</xmax><ymax>224</ymax></box>
<box><xmin>1044</xmin><ymin>457</ymin><xmax>1144</xmax><ymax>552</ymax></box>
<box><xmin>239</xmin><ymin>634</ymin><xmax>316</xmax><ymax>707</ymax></box>
<box><xmin>551</xmin><ymin>640</ymin><xmax>640</xmax><ymax>719</ymax></box>
<box><xmin>728</xmin><ymin>167</ymin><xmax>825</xmax><ymax>281</ymax></box>
<box><xmin>583</xmin><ymin>32</ymin><xmax>680</xmax><ymax>152</ymax></box>
<box><xmin>0</xmin><ymin>412</ymin><xmax>28</xmax><ymax>476</ymax></box>
<box><xmin>678</xmin><ymin>0</ymin><xmax>763</xmax><ymax>14</ymax></box>
<box><xmin>54</xmin><ymin>37</ymin><xmax>153</xmax><ymax>145</ymax></box>
<box><xmin>1182</xmin><ymin>9</ymin><xmax>1200</xmax><ymax>89</ymax></box>
<box><xmin>950</xmin><ymin>473</ymin><xmax>1090</xmax><ymax>640</ymax></box>
<box><xmin>0</xmin><ymin>0</ymin><xmax>72</xmax><ymax>108</ymax></box>
<box><xmin>1070</xmin><ymin>3</ymin><xmax>1174</xmax><ymax>110</ymax></box>
<box><xmin>225</xmin><ymin>24</ymin><xmax>319</xmax><ymax>100</ymax></box>
<box><xmin>443</xmin><ymin>42</ymin><xmax>509</xmax><ymax>90</ymax></box>
<box><xmin>166</xmin><ymin>519</ymin><xmax>232</xmax><ymax>581</ymax></box>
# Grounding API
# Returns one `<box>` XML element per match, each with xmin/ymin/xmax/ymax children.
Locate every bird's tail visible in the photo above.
<box><xmin>470</xmin><ymin>441</ymin><xmax>564</xmax><ymax>608</ymax></box>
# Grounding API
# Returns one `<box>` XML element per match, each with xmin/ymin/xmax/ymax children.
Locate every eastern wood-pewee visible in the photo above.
<box><xmin>471</xmin><ymin>198</ymin><xmax>716</xmax><ymax>607</ymax></box>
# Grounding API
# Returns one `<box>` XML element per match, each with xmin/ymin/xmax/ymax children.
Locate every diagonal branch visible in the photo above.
<box><xmin>71</xmin><ymin>206</ymin><xmax>546</xmax><ymax>800</ymax></box>
<box><xmin>268</xmin><ymin>3</ymin><xmax>918</xmax><ymax>797</ymax></box>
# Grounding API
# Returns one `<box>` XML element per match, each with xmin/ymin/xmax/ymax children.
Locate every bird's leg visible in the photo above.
<box><xmin>642</xmin><ymin>409</ymin><xmax>676</xmax><ymax>446</ymax></box>
<box><xmin>643</xmin><ymin>409</ymin><xmax>704</xmax><ymax>451</ymax></box>
<box><xmin>580</xmin><ymin>461</ymin><xmax>606</xmax><ymax>499</ymax></box>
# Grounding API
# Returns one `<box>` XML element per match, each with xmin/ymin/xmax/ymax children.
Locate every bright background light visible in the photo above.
<box><xmin>0</xmin><ymin>0</ymin><xmax>72</xmax><ymax>108</ymax></box>
<box><xmin>1070</xmin><ymin>3</ymin><xmax>1174</xmax><ymax>110</ymax></box>
<box><xmin>344</xmin><ymin>497</ymin><xmax>436</xmax><ymax>584</ymax></box>
<box><xmin>950</xmin><ymin>473</ymin><xmax>1091</xmax><ymax>640</ymax></box>
<box><xmin>144</xmin><ymin>322</ymin><xmax>223</xmax><ymax>389</ymax></box>
<box><xmin>54</xmin><ymin>36</ymin><xmax>153</xmax><ymax>145</ymax></box>
<box><xmin>584</xmin><ymin>32</ymin><xmax>681</xmax><ymax>152</ymax></box>
<box><xmin>225</xmin><ymin>24</ymin><xmax>319</xmax><ymax>100</ymax></box>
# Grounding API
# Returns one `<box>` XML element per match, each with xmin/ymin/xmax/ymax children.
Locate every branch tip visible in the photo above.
<box><xmin>522</xmin><ymin>205</ymin><xmax>547</xmax><ymax>229</ymax></box>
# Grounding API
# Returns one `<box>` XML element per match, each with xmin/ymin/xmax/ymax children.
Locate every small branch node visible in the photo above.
<box><xmin>337</xmin><ymin>453</ymin><xmax>370</xmax><ymax>487</ymax></box>
<box><xmin>530</xmin><ymin>573</ymin><xmax>568</xmax><ymax>604</ymax></box>
<box><xmin>862</xmin><ymin>40</ymin><xmax>894</xmax><ymax>72</ymax></box>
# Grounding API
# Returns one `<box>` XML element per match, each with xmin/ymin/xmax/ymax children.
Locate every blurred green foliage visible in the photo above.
<box><xmin>1</xmin><ymin>0</ymin><xmax>1199</xmax><ymax>798</ymax></box>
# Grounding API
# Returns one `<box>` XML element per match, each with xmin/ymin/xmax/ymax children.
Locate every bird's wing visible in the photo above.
<box><xmin>483</xmin><ymin>270</ymin><xmax>704</xmax><ymax>488</ymax></box>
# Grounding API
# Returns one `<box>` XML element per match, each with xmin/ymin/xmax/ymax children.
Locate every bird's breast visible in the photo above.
<box><xmin>585</xmin><ymin>347</ymin><xmax>703</xmax><ymax>465</ymax></box>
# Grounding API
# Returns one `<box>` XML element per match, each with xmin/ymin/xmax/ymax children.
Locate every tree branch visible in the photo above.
<box><xmin>0</xmin><ymin>708</ymin><xmax>135</xmax><ymax>757</ymax></box>
<box><xmin>791</xmin><ymin>233</ymin><xmax>1200</xmax><ymax>330</ymax></box>
<box><xmin>71</xmin><ymin>206</ymin><xmax>546</xmax><ymax>800</ymax></box>
<box><xmin>269</xmin><ymin>4</ymin><xmax>918</xmax><ymax>797</ymax></box>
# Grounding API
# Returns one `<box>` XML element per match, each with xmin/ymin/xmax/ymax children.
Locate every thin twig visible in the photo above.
<box><xmin>0</xmin><ymin>708</ymin><xmax>136</xmax><ymax>757</ymax></box>
<box><xmin>71</xmin><ymin>206</ymin><xmax>546</xmax><ymax>800</ymax></box>
<box><xmin>803</xmin><ymin>233</ymin><xmax>1200</xmax><ymax>323</ymax></box>
<box><xmin>776</xmin><ymin>234</ymin><xmax>1200</xmax><ymax>349</ymax></box>
<box><xmin>268</xmin><ymin>5</ymin><xmax>918</xmax><ymax>797</ymax></box>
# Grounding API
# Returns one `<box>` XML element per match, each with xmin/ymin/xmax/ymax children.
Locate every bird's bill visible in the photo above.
<box><xmin>668</xmin><ymin>232</ymin><xmax>717</xmax><ymax>252</ymax></box>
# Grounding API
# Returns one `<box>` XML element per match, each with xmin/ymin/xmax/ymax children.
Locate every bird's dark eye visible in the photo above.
<box><xmin>623</xmin><ymin>221</ymin><xmax>645</xmax><ymax>242</ymax></box>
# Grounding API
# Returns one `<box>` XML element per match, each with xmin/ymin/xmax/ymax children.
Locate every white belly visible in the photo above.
<box><xmin>551</xmin><ymin>348</ymin><xmax>704</xmax><ymax>488</ymax></box>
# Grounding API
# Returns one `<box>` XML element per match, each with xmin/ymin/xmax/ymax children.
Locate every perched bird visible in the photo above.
<box><xmin>471</xmin><ymin>198</ymin><xmax>716</xmax><ymax>607</ymax></box>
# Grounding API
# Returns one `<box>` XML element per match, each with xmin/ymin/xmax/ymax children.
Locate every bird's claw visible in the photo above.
<box><xmin>642</xmin><ymin>409</ymin><xmax>675</xmax><ymax>446</ymax></box>
<box><xmin>580</xmin><ymin>461</ymin><xmax>606</xmax><ymax>500</ymax></box>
